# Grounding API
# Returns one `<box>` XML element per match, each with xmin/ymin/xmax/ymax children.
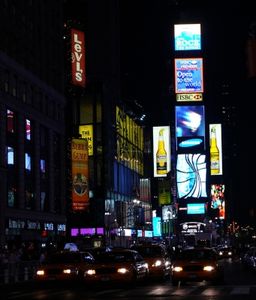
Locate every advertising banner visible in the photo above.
<box><xmin>71</xmin><ymin>138</ymin><xmax>89</xmax><ymax>211</ymax></box>
<box><xmin>175</xmin><ymin>58</ymin><xmax>204</xmax><ymax>93</ymax></box>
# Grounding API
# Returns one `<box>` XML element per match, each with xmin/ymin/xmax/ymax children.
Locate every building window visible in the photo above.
<box><xmin>25</xmin><ymin>118</ymin><xmax>31</xmax><ymax>140</ymax></box>
<box><xmin>25</xmin><ymin>152</ymin><xmax>31</xmax><ymax>170</ymax></box>
<box><xmin>7</xmin><ymin>146</ymin><xmax>14</xmax><ymax>165</ymax></box>
<box><xmin>7</xmin><ymin>109</ymin><xmax>15</xmax><ymax>133</ymax></box>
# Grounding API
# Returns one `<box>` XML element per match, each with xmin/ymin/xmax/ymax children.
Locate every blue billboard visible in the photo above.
<box><xmin>174</xmin><ymin>24</ymin><xmax>201</xmax><ymax>51</ymax></box>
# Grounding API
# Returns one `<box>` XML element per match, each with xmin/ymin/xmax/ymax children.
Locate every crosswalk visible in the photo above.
<box><xmin>102</xmin><ymin>284</ymin><xmax>256</xmax><ymax>298</ymax></box>
<box><xmin>5</xmin><ymin>284</ymin><xmax>256</xmax><ymax>299</ymax></box>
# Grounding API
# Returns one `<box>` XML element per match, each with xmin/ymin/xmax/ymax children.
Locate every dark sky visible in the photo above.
<box><xmin>120</xmin><ymin>0</ymin><xmax>254</xmax><ymax>121</ymax></box>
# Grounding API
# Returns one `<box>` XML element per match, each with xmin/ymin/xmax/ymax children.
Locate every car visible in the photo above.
<box><xmin>171</xmin><ymin>246</ymin><xmax>224</xmax><ymax>286</ymax></box>
<box><xmin>241</xmin><ymin>246</ymin><xmax>256</xmax><ymax>271</ymax></box>
<box><xmin>216</xmin><ymin>245</ymin><xmax>233</xmax><ymax>259</ymax></box>
<box><xmin>83</xmin><ymin>248</ymin><xmax>149</xmax><ymax>284</ymax></box>
<box><xmin>130</xmin><ymin>243</ymin><xmax>171</xmax><ymax>280</ymax></box>
<box><xmin>35</xmin><ymin>250</ymin><xmax>95</xmax><ymax>281</ymax></box>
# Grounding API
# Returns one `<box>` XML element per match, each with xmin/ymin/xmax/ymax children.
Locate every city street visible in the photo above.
<box><xmin>2</xmin><ymin>258</ymin><xmax>256</xmax><ymax>299</ymax></box>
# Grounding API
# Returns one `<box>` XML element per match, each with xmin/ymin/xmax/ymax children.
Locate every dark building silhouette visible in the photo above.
<box><xmin>0</xmin><ymin>1</ymin><xmax>67</xmax><ymax>247</ymax></box>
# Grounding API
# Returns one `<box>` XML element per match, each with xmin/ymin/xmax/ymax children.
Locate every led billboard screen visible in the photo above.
<box><xmin>176</xmin><ymin>153</ymin><xmax>207</xmax><ymax>199</ymax></box>
<box><xmin>187</xmin><ymin>203</ymin><xmax>205</xmax><ymax>214</ymax></box>
<box><xmin>176</xmin><ymin>105</ymin><xmax>205</xmax><ymax>138</ymax></box>
<box><xmin>174</xmin><ymin>24</ymin><xmax>201</xmax><ymax>51</ymax></box>
<box><xmin>211</xmin><ymin>184</ymin><xmax>225</xmax><ymax>219</ymax></box>
<box><xmin>175</xmin><ymin>58</ymin><xmax>204</xmax><ymax>93</ymax></box>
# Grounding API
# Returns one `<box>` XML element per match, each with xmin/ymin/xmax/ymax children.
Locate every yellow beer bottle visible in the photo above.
<box><xmin>210</xmin><ymin>126</ymin><xmax>220</xmax><ymax>175</ymax></box>
<box><xmin>156</xmin><ymin>129</ymin><xmax>167</xmax><ymax>175</ymax></box>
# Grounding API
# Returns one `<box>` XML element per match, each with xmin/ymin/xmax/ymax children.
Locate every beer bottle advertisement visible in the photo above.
<box><xmin>209</xmin><ymin>124</ymin><xmax>222</xmax><ymax>176</ymax></box>
<box><xmin>153</xmin><ymin>126</ymin><xmax>171</xmax><ymax>177</ymax></box>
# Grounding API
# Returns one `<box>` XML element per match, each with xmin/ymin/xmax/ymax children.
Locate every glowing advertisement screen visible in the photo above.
<box><xmin>176</xmin><ymin>105</ymin><xmax>205</xmax><ymax>138</ymax></box>
<box><xmin>152</xmin><ymin>217</ymin><xmax>162</xmax><ymax>237</ymax></box>
<box><xmin>175</xmin><ymin>58</ymin><xmax>204</xmax><ymax>93</ymax></box>
<box><xmin>176</xmin><ymin>153</ymin><xmax>207</xmax><ymax>199</ymax></box>
<box><xmin>211</xmin><ymin>184</ymin><xmax>225</xmax><ymax>219</ymax></box>
<box><xmin>174</xmin><ymin>24</ymin><xmax>201</xmax><ymax>51</ymax></box>
<box><xmin>187</xmin><ymin>203</ymin><xmax>205</xmax><ymax>214</ymax></box>
<box><xmin>209</xmin><ymin>124</ymin><xmax>223</xmax><ymax>176</ymax></box>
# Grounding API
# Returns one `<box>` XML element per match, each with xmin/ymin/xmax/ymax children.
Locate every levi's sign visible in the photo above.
<box><xmin>71</xmin><ymin>29</ymin><xmax>86</xmax><ymax>87</ymax></box>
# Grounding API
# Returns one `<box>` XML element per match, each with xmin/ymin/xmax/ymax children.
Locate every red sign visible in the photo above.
<box><xmin>71</xmin><ymin>29</ymin><xmax>86</xmax><ymax>87</ymax></box>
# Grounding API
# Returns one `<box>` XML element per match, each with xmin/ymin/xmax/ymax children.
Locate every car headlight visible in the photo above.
<box><xmin>117</xmin><ymin>268</ymin><xmax>128</xmax><ymax>274</ymax></box>
<box><xmin>203</xmin><ymin>265</ymin><xmax>215</xmax><ymax>271</ymax></box>
<box><xmin>152</xmin><ymin>260</ymin><xmax>162</xmax><ymax>267</ymax></box>
<box><xmin>85</xmin><ymin>269</ymin><xmax>96</xmax><ymax>275</ymax></box>
<box><xmin>36</xmin><ymin>270</ymin><xmax>45</xmax><ymax>276</ymax></box>
<box><xmin>172</xmin><ymin>266</ymin><xmax>183</xmax><ymax>272</ymax></box>
<box><xmin>63</xmin><ymin>269</ymin><xmax>72</xmax><ymax>274</ymax></box>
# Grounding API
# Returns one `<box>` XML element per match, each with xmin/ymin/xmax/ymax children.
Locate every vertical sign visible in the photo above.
<box><xmin>79</xmin><ymin>125</ymin><xmax>93</xmax><ymax>156</ymax></box>
<box><xmin>71</xmin><ymin>138</ymin><xmax>89</xmax><ymax>211</ymax></box>
<box><xmin>71</xmin><ymin>29</ymin><xmax>86</xmax><ymax>87</ymax></box>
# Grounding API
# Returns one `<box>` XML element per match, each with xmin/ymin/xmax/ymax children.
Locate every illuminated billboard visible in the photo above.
<box><xmin>175</xmin><ymin>58</ymin><xmax>204</xmax><ymax>93</ymax></box>
<box><xmin>152</xmin><ymin>217</ymin><xmax>162</xmax><ymax>237</ymax></box>
<box><xmin>176</xmin><ymin>153</ymin><xmax>207</xmax><ymax>199</ymax></box>
<box><xmin>209</xmin><ymin>124</ymin><xmax>223</xmax><ymax>176</ymax></box>
<box><xmin>116</xmin><ymin>106</ymin><xmax>144</xmax><ymax>175</ymax></box>
<box><xmin>79</xmin><ymin>125</ymin><xmax>93</xmax><ymax>156</ymax></box>
<box><xmin>71</xmin><ymin>138</ymin><xmax>89</xmax><ymax>211</ymax></box>
<box><xmin>174</xmin><ymin>24</ymin><xmax>201</xmax><ymax>51</ymax></box>
<box><xmin>176</xmin><ymin>105</ymin><xmax>205</xmax><ymax>139</ymax></box>
<box><xmin>176</xmin><ymin>93</ymin><xmax>203</xmax><ymax>102</ymax></box>
<box><xmin>153</xmin><ymin>126</ymin><xmax>171</xmax><ymax>177</ymax></box>
<box><xmin>187</xmin><ymin>203</ymin><xmax>205</xmax><ymax>214</ymax></box>
<box><xmin>158</xmin><ymin>179</ymin><xmax>171</xmax><ymax>205</ymax></box>
<box><xmin>71</xmin><ymin>29</ymin><xmax>86</xmax><ymax>87</ymax></box>
<box><xmin>211</xmin><ymin>184</ymin><xmax>225</xmax><ymax>219</ymax></box>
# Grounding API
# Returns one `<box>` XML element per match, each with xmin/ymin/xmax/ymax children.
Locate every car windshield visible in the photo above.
<box><xmin>177</xmin><ymin>249</ymin><xmax>216</xmax><ymax>260</ymax></box>
<box><xmin>96</xmin><ymin>252</ymin><xmax>134</xmax><ymax>263</ymax></box>
<box><xmin>45</xmin><ymin>252</ymin><xmax>82</xmax><ymax>264</ymax></box>
<box><xmin>132</xmin><ymin>246</ymin><xmax>162</xmax><ymax>258</ymax></box>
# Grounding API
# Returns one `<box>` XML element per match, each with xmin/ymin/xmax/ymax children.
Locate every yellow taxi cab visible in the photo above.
<box><xmin>84</xmin><ymin>248</ymin><xmax>149</xmax><ymax>284</ymax></box>
<box><xmin>35</xmin><ymin>250</ymin><xmax>94</xmax><ymax>281</ymax></box>
<box><xmin>171</xmin><ymin>246</ymin><xmax>224</xmax><ymax>286</ymax></box>
<box><xmin>130</xmin><ymin>243</ymin><xmax>171</xmax><ymax>280</ymax></box>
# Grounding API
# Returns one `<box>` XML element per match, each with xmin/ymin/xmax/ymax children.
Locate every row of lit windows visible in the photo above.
<box><xmin>6</xmin><ymin>108</ymin><xmax>61</xmax><ymax>212</ymax></box>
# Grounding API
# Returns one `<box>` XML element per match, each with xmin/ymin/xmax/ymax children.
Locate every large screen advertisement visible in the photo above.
<box><xmin>153</xmin><ymin>126</ymin><xmax>171</xmax><ymax>177</ymax></box>
<box><xmin>211</xmin><ymin>184</ymin><xmax>225</xmax><ymax>219</ymax></box>
<box><xmin>187</xmin><ymin>203</ymin><xmax>205</xmax><ymax>214</ymax></box>
<box><xmin>176</xmin><ymin>153</ymin><xmax>207</xmax><ymax>199</ymax></box>
<box><xmin>174</xmin><ymin>24</ymin><xmax>201</xmax><ymax>51</ymax></box>
<box><xmin>175</xmin><ymin>58</ymin><xmax>204</xmax><ymax>93</ymax></box>
<box><xmin>209</xmin><ymin>124</ymin><xmax>223</xmax><ymax>176</ymax></box>
<box><xmin>176</xmin><ymin>105</ymin><xmax>205</xmax><ymax>138</ymax></box>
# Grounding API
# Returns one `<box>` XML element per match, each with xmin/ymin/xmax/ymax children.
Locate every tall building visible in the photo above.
<box><xmin>0</xmin><ymin>1</ymin><xmax>67</xmax><ymax>248</ymax></box>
